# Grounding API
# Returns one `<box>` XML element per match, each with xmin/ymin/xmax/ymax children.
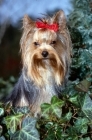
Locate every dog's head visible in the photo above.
<box><xmin>20</xmin><ymin>10</ymin><xmax>72</xmax><ymax>86</ymax></box>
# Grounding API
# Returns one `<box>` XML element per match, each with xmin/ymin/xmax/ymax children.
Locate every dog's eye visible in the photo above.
<box><xmin>34</xmin><ymin>42</ymin><xmax>40</xmax><ymax>46</ymax></box>
<box><xmin>50</xmin><ymin>41</ymin><xmax>56</xmax><ymax>45</ymax></box>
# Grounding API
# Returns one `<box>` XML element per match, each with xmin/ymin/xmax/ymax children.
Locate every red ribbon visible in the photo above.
<box><xmin>36</xmin><ymin>21</ymin><xmax>58</xmax><ymax>32</ymax></box>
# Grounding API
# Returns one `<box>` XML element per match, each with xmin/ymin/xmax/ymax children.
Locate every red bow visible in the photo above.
<box><xmin>36</xmin><ymin>21</ymin><xmax>58</xmax><ymax>32</ymax></box>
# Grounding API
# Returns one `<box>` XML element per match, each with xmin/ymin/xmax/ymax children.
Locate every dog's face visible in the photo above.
<box><xmin>20</xmin><ymin>10</ymin><xmax>72</xmax><ymax>86</ymax></box>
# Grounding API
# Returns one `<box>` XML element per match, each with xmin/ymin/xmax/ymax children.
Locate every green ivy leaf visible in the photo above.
<box><xmin>4</xmin><ymin>113</ymin><xmax>23</xmax><ymax>133</ymax></box>
<box><xmin>51</xmin><ymin>96</ymin><xmax>64</xmax><ymax>106</ymax></box>
<box><xmin>67</xmin><ymin>136</ymin><xmax>78</xmax><ymax>140</ymax></box>
<box><xmin>66</xmin><ymin>126</ymin><xmax>78</xmax><ymax>139</ymax></box>
<box><xmin>41</xmin><ymin>96</ymin><xmax>65</xmax><ymax>118</ymax></box>
<box><xmin>14</xmin><ymin>106</ymin><xmax>30</xmax><ymax>114</ymax></box>
<box><xmin>81</xmin><ymin>94</ymin><xmax>92</xmax><ymax>120</ymax></box>
<box><xmin>75</xmin><ymin>79</ymin><xmax>91</xmax><ymax>92</ymax></box>
<box><xmin>12</xmin><ymin>117</ymin><xmax>40</xmax><ymax>140</ymax></box>
<box><xmin>79</xmin><ymin>137</ymin><xmax>91</xmax><ymax>140</ymax></box>
<box><xmin>45</xmin><ymin>131</ymin><xmax>55</xmax><ymax>140</ymax></box>
<box><xmin>74</xmin><ymin>117</ymin><xmax>89</xmax><ymax>134</ymax></box>
<box><xmin>63</xmin><ymin>111</ymin><xmax>72</xmax><ymax>121</ymax></box>
<box><xmin>0</xmin><ymin>108</ymin><xmax>4</xmax><ymax>116</ymax></box>
<box><xmin>0</xmin><ymin>136</ymin><xmax>6</xmax><ymax>140</ymax></box>
<box><xmin>69</xmin><ymin>94</ymin><xmax>79</xmax><ymax>106</ymax></box>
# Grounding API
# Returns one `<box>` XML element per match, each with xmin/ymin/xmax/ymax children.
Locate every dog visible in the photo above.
<box><xmin>6</xmin><ymin>10</ymin><xmax>72</xmax><ymax>117</ymax></box>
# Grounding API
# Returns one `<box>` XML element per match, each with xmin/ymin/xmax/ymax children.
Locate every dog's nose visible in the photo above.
<box><xmin>42</xmin><ymin>51</ymin><xmax>49</xmax><ymax>58</ymax></box>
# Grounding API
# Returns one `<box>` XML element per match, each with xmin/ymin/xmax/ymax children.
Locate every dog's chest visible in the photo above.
<box><xmin>40</xmin><ymin>68</ymin><xmax>57</xmax><ymax>96</ymax></box>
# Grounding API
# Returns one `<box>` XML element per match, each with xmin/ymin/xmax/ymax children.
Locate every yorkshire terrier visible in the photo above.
<box><xmin>6</xmin><ymin>10</ymin><xmax>72</xmax><ymax>117</ymax></box>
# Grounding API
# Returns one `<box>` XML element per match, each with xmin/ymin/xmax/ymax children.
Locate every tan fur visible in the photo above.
<box><xmin>19</xmin><ymin>10</ymin><xmax>72</xmax><ymax>116</ymax></box>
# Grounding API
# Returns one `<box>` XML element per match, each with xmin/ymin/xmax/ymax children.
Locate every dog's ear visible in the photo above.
<box><xmin>23</xmin><ymin>15</ymin><xmax>34</xmax><ymax>29</ymax></box>
<box><xmin>54</xmin><ymin>10</ymin><xmax>66</xmax><ymax>29</ymax></box>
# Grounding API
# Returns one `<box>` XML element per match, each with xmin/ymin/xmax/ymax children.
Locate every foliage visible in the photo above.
<box><xmin>39</xmin><ymin>94</ymin><xmax>92</xmax><ymax>140</ymax></box>
<box><xmin>0</xmin><ymin>77</ymin><xmax>16</xmax><ymax>100</ymax></box>
<box><xmin>0</xmin><ymin>105</ymin><xmax>40</xmax><ymax>140</ymax></box>
<box><xmin>0</xmin><ymin>0</ymin><xmax>92</xmax><ymax>139</ymax></box>
<box><xmin>68</xmin><ymin>0</ymin><xmax>92</xmax><ymax>81</ymax></box>
<box><xmin>0</xmin><ymin>93</ymin><xmax>92</xmax><ymax>140</ymax></box>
